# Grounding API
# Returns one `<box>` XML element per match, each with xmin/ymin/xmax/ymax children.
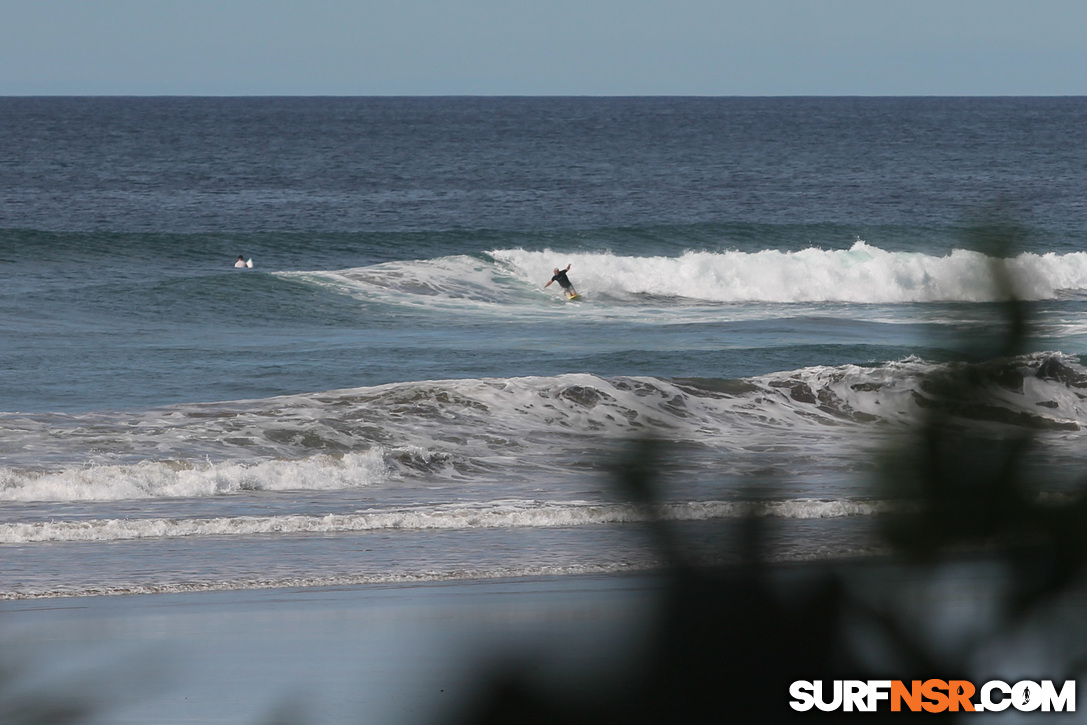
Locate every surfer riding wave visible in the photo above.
<box><xmin>544</xmin><ymin>264</ymin><xmax>578</xmax><ymax>298</ymax></box>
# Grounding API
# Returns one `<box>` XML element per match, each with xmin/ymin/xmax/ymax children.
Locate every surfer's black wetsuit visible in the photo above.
<box><xmin>551</xmin><ymin>269</ymin><xmax>573</xmax><ymax>290</ymax></box>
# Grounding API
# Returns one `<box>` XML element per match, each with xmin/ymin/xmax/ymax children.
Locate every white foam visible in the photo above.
<box><xmin>491</xmin><ymin>243</ymin><xmax>1087</xmax><ymax>303</ymax></box>
<box><xmin>0</xmin><ymin>451</ymin><xmax>386</xmax><ymax>502</ymax></box>
<box><xmin>0</xmin><ymin>498</ymin><xmax>898</xmax><ymax>544</ymax></box>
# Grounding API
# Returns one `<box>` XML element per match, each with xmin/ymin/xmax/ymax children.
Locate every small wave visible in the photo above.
<box><xmin>0</xmin><ymin>451</ymin><xmax>387</xmax><ymax>502</ymax></box>
<box><xmin>0</xmin><ymin>498</ymin><xmax>899</xmax><ymax>544</ymax></box>
<box><xmin>0</xmin><ymin>544</ymin><xmax>902</xmax><ymax>600</ymax></box>
<box><xmin>280</xmin><ymin>254</ymin><xmax>530</xmax><ymax>308</ymax></box>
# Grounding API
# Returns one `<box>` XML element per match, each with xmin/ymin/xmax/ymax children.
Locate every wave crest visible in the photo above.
<box><xmin>494</xmin><ymin>242</ymin><xmax>1087</xmax><ymax>303</ymax></box>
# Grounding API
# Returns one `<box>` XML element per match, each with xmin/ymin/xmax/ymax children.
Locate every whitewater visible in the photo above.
<box><xmin>491</xmin><ymin>243</ymin><xmax>1087</xmax><ymax>304</ymax></box>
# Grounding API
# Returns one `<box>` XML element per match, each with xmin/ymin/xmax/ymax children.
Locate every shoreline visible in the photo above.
<box><xmin>0</xmin><ymin>573</ymin><xmax>664</xmax><ymax>724</ymax></box>
<box><xmin>0</xmin><ymin>562</ymin><xmax>659</xmax><ymax>601</ymax></box>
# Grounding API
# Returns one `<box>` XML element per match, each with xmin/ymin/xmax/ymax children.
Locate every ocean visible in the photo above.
<box><xmin>2</xmin><ymin>96</ymin><xmax>1087</xmax><ymax>600</ymax></box>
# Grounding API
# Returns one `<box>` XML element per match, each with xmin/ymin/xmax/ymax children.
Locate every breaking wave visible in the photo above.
<box><xmin>285</xmin><ymin>243</ymin><xmax>1087</xmax><ymax>308</ymax></box>
<box><xmin>1</xmin><ymin>352</ymin><xmax>1084</xmax><ymax>503</ymax></box>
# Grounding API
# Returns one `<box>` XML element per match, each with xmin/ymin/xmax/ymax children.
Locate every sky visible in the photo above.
<box><xmin>2</xmin><ymin>0</ymin><xmax>1086</xmax><ymax>96</ymax></box>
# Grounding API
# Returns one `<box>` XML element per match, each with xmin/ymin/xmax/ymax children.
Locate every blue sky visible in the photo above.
<box><xmin>2</xmin><ymin>0</ymin><xmax>1085</xmax><ymax>95</ymax></box>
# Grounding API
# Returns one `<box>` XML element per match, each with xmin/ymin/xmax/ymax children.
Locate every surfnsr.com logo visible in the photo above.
<box><xmin>789</xmin><ymin>680</ymin><xmax>1075</xmax><ymax>713</ymax></box>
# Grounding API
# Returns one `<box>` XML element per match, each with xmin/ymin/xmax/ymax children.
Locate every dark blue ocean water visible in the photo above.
<box><xmin>2</xmin><ymin>97</ymin><xmax>1087</xmax><ymax>598</ymax></box>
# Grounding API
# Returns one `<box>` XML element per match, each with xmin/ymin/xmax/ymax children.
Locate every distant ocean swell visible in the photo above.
<box><xmin>296</xmin><ymin>243</ymin><xmax>1087</xmax><ymax>306</ymax></box>
<box><xmin>2</xmin><ymin>352</ymin><xmax>1084</xmax><ymax>502</ymax></box>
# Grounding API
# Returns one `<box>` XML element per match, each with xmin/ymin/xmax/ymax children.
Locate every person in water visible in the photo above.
<box><xmin>544</xmin><ymin>263</ymin><xmax>578</xmax><ymax>298</ymax></box>
<box><xmin>235</xmin><ymin>255</ymin><xmax>248</xmax><ymax>268</ymax></box>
